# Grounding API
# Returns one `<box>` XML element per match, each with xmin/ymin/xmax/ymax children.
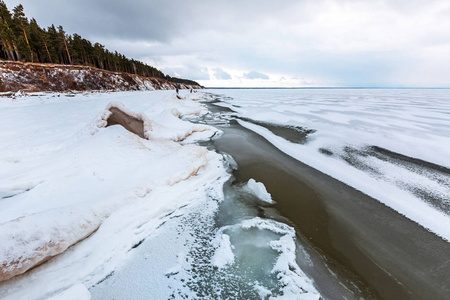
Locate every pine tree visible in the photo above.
<box><xmin>57</xmin><ymin>25</ymin><xmax>71</xmax><ymax>64</ymax></box>
<box><xmin>0</xmin><ymin>19</ymin><xmax>15</xmax><ymax>60</ymax></box>
<box><xmin>12</xmin><ymin>4</ymin><xmax>33</xmax><ymax>61</ymax></box>
<box><xmin>0</xmin><ymin>1</ymin><xmax>20</xmax><ymax>60</ymax></box>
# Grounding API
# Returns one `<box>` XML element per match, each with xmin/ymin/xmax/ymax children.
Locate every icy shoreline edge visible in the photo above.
<box><xmin>0</xmin><ymin>90</ymin><xmax>321</xmax><ymax>300</ymax></box>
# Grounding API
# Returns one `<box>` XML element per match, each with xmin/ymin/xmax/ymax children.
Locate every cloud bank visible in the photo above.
<box><xmin>7</xmin><ymin>0</ymin><xmax>450</xmax><ymax>87</ymax></box>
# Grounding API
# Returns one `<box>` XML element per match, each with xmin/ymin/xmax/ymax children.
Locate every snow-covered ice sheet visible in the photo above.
<box><xmin>207</xmin><ymin>88</ymin><xmax>450</xmax><ymax>241</ymax></box>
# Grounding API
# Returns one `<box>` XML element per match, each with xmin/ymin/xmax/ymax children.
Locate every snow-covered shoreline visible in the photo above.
<box><xmin>0</xmin><ymin>91</ymin><xmax>222</xmax><ymax>297</ymax></box>
<box><xmin>0</xmin><ymin>90</ymin><xmax>320</xmax><ymax>299</ymax></box>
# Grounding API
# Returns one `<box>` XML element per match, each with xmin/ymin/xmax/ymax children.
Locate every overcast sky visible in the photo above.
<box><xmin>5</xmin><ymin>0</ymin><xmax>450</xmax><ymax>87</ymax></box>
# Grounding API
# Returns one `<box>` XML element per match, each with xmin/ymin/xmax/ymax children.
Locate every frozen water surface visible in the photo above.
<box><xmin>208</xmin><ymin>88</ymin><xmax>450</xmax><ymax>241</ymax></box>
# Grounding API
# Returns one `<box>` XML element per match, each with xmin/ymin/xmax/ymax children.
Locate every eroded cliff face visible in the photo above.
<box><xmin>0</xmin><ymin>60</ymin><xmax>202</xmax><ymax>94</ymax></box>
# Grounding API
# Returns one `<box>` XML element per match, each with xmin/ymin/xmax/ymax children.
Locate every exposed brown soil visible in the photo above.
<box><xmin>106</xmin><ymin>107</ymin><xmax>145</xmax><ymax>138</ymax></box>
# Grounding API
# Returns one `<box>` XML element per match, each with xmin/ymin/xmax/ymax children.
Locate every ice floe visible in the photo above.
<box><xmin>243</xmin><ymin>178</ymin><xmax>275</xmax><ymax>204</ymax></box>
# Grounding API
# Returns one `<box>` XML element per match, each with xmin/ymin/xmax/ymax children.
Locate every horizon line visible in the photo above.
<box><xmin>203</xmin><ymin>86</ymin><xmax>450</xmax><ymax>89</ymax></box>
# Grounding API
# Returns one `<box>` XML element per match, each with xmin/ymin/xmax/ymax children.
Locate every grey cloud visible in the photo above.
<box><xmin>243</xmin><ymin>71</ymin><xmax>269</xmax><ymax>80</ymax></box>
<box><xmin>5</xmin><ymin>0</ymin><xmax>447</xmax><ymax>87</ymax></box>
<box><xmin>213</xmin><ymin>68</ymin><xmax>232</xmax><ymax>80</ymax></box>
<box><xmin>11</xmin><ymin>0</ymin><xmax>304</xmax><ymax>43</ymax></box>
<box><xmin>11</xmin><ymin>0</ymin><xmax>181</xmax><ymax>42</ymax></box>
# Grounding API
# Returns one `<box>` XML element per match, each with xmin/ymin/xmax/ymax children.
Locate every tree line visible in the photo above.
<box><xmin>0</xmin><ymin>2</ymin><xmax>199</xmax><ymax>86</ymax></box>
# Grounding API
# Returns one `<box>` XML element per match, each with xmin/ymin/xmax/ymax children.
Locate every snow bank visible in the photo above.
<box><xmin>0</xmin><ymin>90</ymin><xmax>323</xmax><ymax>299</ymax></box>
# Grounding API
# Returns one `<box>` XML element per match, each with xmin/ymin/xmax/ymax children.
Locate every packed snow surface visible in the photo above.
<box><xmin>47</xmin><ymin>284</ymin><xmax>91</xmax><ymax>300</ymax></box>
<box><xmin>208</xmin><ymin>88</ymin><xmax>450</xmax><ymax>241</ymax></box>
<box><xmin>0</xmin><ymin>90</ymin><xmax>320</xmax><ymax>299</ymax></box>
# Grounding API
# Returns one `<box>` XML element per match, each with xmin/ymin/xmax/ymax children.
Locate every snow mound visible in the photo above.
<box><xmin>91</xmin><ymin>97</ymin><xmax>217</xmax><ymax>143</ymax></box>
<box><xmin>148</xmin><ymin>109</ymin><xmax>215</xmax><ymax>142</ymax></box>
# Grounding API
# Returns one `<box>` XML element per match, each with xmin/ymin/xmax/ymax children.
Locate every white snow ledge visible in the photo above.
<box><xmin>0</xmin><ymin>205</ymin><xmax>111</xmax><ymax>282</ymax></box>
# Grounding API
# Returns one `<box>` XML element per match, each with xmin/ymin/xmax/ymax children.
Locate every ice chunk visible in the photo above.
<box><xmin>253</xmin><ymin>283</ymin><xmax>272</xmax><ymax>299</ymax></box>
<box><xmin>243</xmin><ymin>178</ymin><xmax>275</xmax><ymax>204</ymax></box>
<box><xmin>212</xmin><ymin>234</ymin><xmax>234</xmax><ymax>269</ymax></box>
